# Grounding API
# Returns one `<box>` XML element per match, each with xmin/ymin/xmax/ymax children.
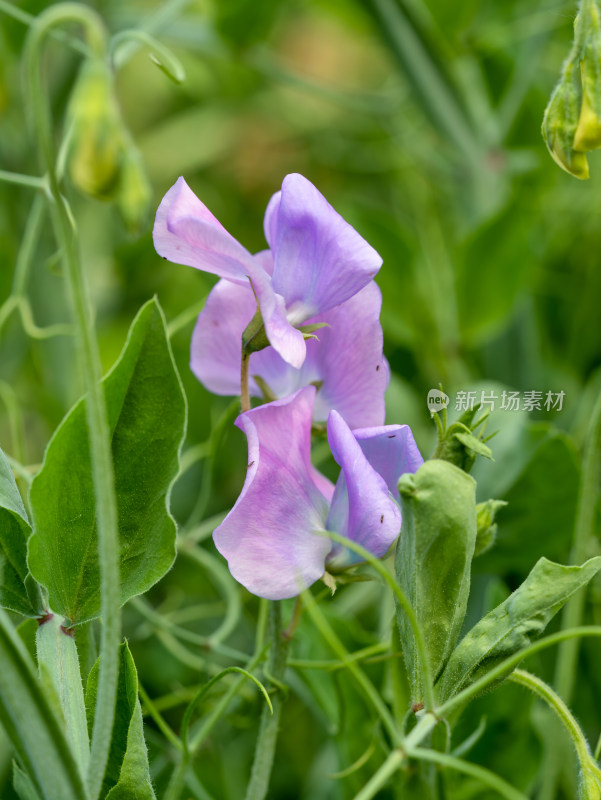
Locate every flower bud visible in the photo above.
<box><xmin>117</xmin><ymin>143</ymin><xmax>152</xmax><ymax>233</ymax></box>
<box><xmin>542</xmin><ymin>69</ymin><xmax>589</xmax><ymax>179</ymax></box>
<box><xmin>474</xmin><ymin>499</ymin><xmax>506</xmax><ymax>556</ymax></box>
<box><xmin>67</xmin><ymin>58</ymin><xmax>124</xmax><ymax>199</ymax></box>
<box><xmin>574</xmin><ymin>39</ymin><xmax>601</xmax><ymax>151</ymax></box>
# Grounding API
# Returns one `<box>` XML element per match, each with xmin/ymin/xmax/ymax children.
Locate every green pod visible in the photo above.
<box><xmin>396</xmin><ymin>459</ymin><xmax>477</xmax><ymax>706</ymax></box>
<box><xmin>67</xmin><ymin>58</ymin><xmax>124</xmax><ymax>200</ymax></box>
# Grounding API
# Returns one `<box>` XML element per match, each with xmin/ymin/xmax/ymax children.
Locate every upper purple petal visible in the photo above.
<box><xmin>153</xmin><ymin>177</ymin><xmax>256</xmax><ymax>283</ymax></box>
<box><xmin>353</xmin><ymin>424</ymin><xmax>424</xmax><ymax>501</ymax></box>
<box><xmin>267</xmin><ymin>174</ymin><xmax>383</xmax><ymax>320</ymax></box>
<box><xmin>213</xmin><ymin>387</ymin><xmax>331</xmax><ymax>599</ymax></box>
<box><xmin>155</xmin><ymin>178</ymin><xmax>305</xmax><ymax>369</ymax></box>
<box><xmin>325</xmin><ymin>410</ymin><xmax>402</xmax><ymax>568</ymax></box>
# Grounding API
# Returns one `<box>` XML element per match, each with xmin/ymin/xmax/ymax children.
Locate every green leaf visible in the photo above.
<box><xmin>0</xmin><ymin>608</ymin><xmax>87</xmax><ymax>800</ymax></box>
<box><xmin>0</xmin><ymin>446</ymin><xmax>36</xmax><ymax>616</ymax></box>
<box><xmin>36</xmin><ymin>614</ymin><xmax>89</xmax><ymax>772</ymax></box>
<box><xmin>28</xmin><ymin>298</ymin><xmax>186</xmax><ymax>625</ymax></box>
<box><xmin>13</xmin><ymin>763</ymin><xmax>43</xmax><ymax>800</ymax></box>
<box><xmin>396</xmin><ymin>459</ymin><xmax>477</xmax><ymax>704</ymax></box>
<box><xmin>437</xmin><ymin>556</ymin><xmax>601</xmax><ymax>702</ymax></box>
<box><xmin>86</xmin><ymin>642</ymin><xmax>155</xmax><ymax>800</ymax></box>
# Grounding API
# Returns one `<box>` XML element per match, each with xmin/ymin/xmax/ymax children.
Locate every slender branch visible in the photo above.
<box><xmin>509</xmin><ymin>669</ymin><xmax>601</xmax><ymax>783</ymax></box>
<box><xmin>25</xmin><ymin>8</ymin><xmax>121</xmax><ymax>799</ymax></box>
<box><xmin>437</xmin><ymin>626</ymin><xmax>601</xmax><ymax>719</ymax></box>
<box><xmin>555</xmin><ymin>389</ymin><xmax>601</xmax><ymax>701</ymax></box>
<box><xmin>241</xmin><ymin>351</ymin><xmax>251</xmax><ymax>413</ymax></box>
<box><xmin>409</xmin><ymin>748</ymin><xmax>528</xmax><ymax>800</ymax></box>
<box><xmin>318</xmin><ymin>530</ymin><xmax>436</xmax><ymax>712</ymax></box>
<box><xmin>244</xmin><ymin>601</ymin><xmax>290</xmax><ymax>800</ymax></box>
<box><xmin>301</xmin><ymin>587</ymin><xmax>403</xmax><ymax>747</ymax></box>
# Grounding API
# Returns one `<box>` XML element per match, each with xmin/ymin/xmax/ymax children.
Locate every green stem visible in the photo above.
<box><xmin>244</xmin><ymin>601</ymin><xmax>290</xmax><ymax>800</ymax></box>
<box><xmin>302</xmin><ymin>587</ymin><xmax>403</xmax><ymax>747</ymax></box>
<box><xmin>36</xmin><ymin>613</ymin><xmax>90</xmax><ymax>773</ymax></box>
<box><xmin>320</xmin><ymin>530</ymin><xmax>435</xmax><ymax>713</ymax></box>
<box><xmin>25</xmin><ymin>8</ymin><xmax>120</xmax><ymax>799</ymax></box>
<box><xmin>539</xmin><ymin>391</ymin><xmax>601</xmax><ymax>800</ymax></box>
<box><xmin>352</xmin><ymin>749</ymin><xmax>405</xmax><ymax>800</ymax></box>
<box><xmin>509</xmin><ymin>669</ymin><xmax>601</xmax><ymax>785</ymax></box>
<box><xmin>409</xmin><ymin>748</ymin><xmax>527</xmax><ymax>800</ymax></box>
<box><xmin>110</xmin><ymin>29</ymin><xmax>185</xmax><ymax>83</ymax></box>
<box><xmin>556</xmin><ymin>390</ymin><xmax>601</xmax><ymax>700</ymax></box>
<box><xmin>241</xmin><ymin>351</ymin><xmax>251</xmax><ymax>413</ymax></box>
<box><xmin>0</xmin><ymin>169</ymin><xmax>47</xmax><ymax>189</ymax></box>
<box><xmin>437</xmin><ymin>626</ymin><xmax>601</xmax><ymax>719</ymax></box>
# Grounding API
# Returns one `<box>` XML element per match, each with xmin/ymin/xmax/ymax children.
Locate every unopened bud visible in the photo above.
<box><xmin>474</xmin><ymin>499</ymin><xmax>506</xmax><ymax>556</ymax></box>
<box><xmin>117</xmin><ymin>143</ymin><xmax>152</xmax><ymax>232</ymax></box>
<box><xmin>574</xmin><ymin>39</ymin><xmax>601</xmax><ymax>151</ymax></box>
<box><xmin>542</xmin><ymin>69</ymin><xmax>589</xmax><ymax>179</ymax></box>
<box><xmin>67</xmin><ymin>58</ymin><xmax>124</xmax><ymax>199</ymax></box>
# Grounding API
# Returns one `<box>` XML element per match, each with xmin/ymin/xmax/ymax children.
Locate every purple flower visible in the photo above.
<box><xmin>213</xmin><ymin>386</ymin><xmax>423</xmax><ymax>600</ymax></box>
<box><xmin>153</xmin><ymin>173</ymin><xmax>382</xmax><ymax>369</ymax></box>
<box><xmin>191</xmin><ymin>274</ymin><xmax>389</xmax><ymax>429</ymax></box>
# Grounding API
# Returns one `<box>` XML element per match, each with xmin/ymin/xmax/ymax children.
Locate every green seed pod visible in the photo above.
<box><xmin>542</xmin><ymin>68</ymin><xmax>589</xmax><ymax>179</ymax></box>
<box><xmin>67</xmin><ymin>58</ymin><xmax>124</xmax><ymax>199</ymax></box>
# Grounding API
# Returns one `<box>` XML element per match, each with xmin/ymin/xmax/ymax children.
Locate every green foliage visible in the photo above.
<box><xmin>437</xmin><ymin>556</ymin><xmax>601</xmax><ymax>702</ymax></box>
<box><xmin>0</xmin><ymin>447</ymin><xmax>35</xmax><ymax>617</ymax></box>
<box><xmin>0</xmin><ymin>608</ymin><xmax>87</xmax><ymax>800</ymax></box>
<box><xmin>28</xmin><ymin>299</ymin><xmax>186</xmax><ymax>625</ymax></box>
<box><xmin>396</xmin><ymin>459</ymin><xmax>477</xmax><ymax>704</ymax></box>
<box><xmin>86</xmin><ymin>642</ymin><xmax>155</xmax><ymax>800</ymax></box>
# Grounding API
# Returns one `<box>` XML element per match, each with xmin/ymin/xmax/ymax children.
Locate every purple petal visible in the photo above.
<box><xmin>325</xmin><ymin>411</ymin><xmax>402</xmax><ymax>568</ymax></box>
<box><xmin>268</xmin><ymin>174</ymin><xmax>383</xmax><ymax>319</ymax></box>
<box><xmin>153</xmin><ymin>177</ymin><xmax>256</xmax><ymax>283</ymax></box>
<box><xmin>353</xmin><ymin>425</ymin><xmax>424</xmax><ymax>501</ymax></box>
<box><xmin>190</xmin><ymin>279</ymin><xmax>255</xmax><ymax>396</ymax></box>
<box><xmin>191</xmin><ymin>281</ymin><xmax>387</xmax><ymax>428</ymax></box>
<box><xmin>154</xmin><ymin>179</ymin><xmax>305</xmax><ymax>368</ymax></box>
<box><xmin>213</xmin><ymin>387</ymin><xmax>331</xmax><ymax>599</ymax></box>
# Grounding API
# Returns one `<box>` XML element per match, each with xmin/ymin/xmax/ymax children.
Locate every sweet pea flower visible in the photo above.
<box><xmin>213</xmin><ymin>386</ymin><xmax>423</xmax><ymax>599</ymax></box>
<box><xmin>191</xmin><ymin>274</ymin><xmax>389</xmax><ymax>428</ymax></box>
<box><xmin>153</xmin><ymin>173</ymin><xmax>382</xmax><ymax>369</ymax></box>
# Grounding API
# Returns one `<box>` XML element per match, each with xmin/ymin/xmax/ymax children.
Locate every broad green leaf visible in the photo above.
<box><xmin>0</xmin><ymin>608</ymin><xmax>87</xmax><ymax>800</ymax></box>
<box><xmin>437</xmin><ymin>556</ymin><xmax>601</xmax><ymax>702</ymax></box>
<box><xmin>0</xmin><ymin>446</ymin><xmax>35</xmax><ymax>616</ymax></box>
<box><xmin>28</xmin><ymin>298</ymin><xmax>186</xmax><ymax>625</ymax></box>
<box><xmin>86</xmin><ymin>642</ymin><xmax>155</xmax><ymax>800</ymax></box>
<box><xmin>396</xmin><ymin>459</ymin><xmax>477</xmax><ymax>705</ymax></box>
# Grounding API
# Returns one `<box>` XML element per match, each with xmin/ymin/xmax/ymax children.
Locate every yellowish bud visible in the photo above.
<box><xmin>117</xmin><ymin>144</ymin><xmax>152</xmax><ymax>233</ymax></box>
<box><xmin>67</xmin><ymin>59</ymin><xmax>124</xmax><ymax>200</ymax></box>
<box><xmin>542</xmin><ymin>71</ymin><xmax>590</xmax><ymax>179</ymax></box>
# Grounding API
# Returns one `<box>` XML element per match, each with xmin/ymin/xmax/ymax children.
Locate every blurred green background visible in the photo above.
<box><xmin>1</xmin><ymin>0</ymin><xmax>601</xmax><ymax>797</ymax></box>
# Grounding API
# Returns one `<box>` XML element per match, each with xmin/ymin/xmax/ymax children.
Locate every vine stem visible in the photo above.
<box><xmin>509</xmin><ymin>670</ymin><xmax>601</xmax><ymax>784</ymax></box>
<box><xmin>244</xmin><ymin>601</ymin><xmax>290</xmax><ymax>800</ymax></box>
<box><xmin>539</xmin><ymin>390</ymin><xmax>601</xmax><ymax>800</ymax></box>
<box><xmin>241</xmin><ymin>351</ymin><xmax>251</xmax><ymax>413</ymax></box>
<box><xmin>555</xmin><ymin>389</ymin><xmax>601</xmax><ymax>701</ymax></box>
<box><xmin>25</xmin><ymin>7</ymin><xmax>121</xmax><ymax>799</ymax></box>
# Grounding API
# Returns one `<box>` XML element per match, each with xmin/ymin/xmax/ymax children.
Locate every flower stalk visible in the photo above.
<box><xmin>25</xmin><ymin>7</ymin><xmax>121</xmax><ymax>798</ymax></box>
